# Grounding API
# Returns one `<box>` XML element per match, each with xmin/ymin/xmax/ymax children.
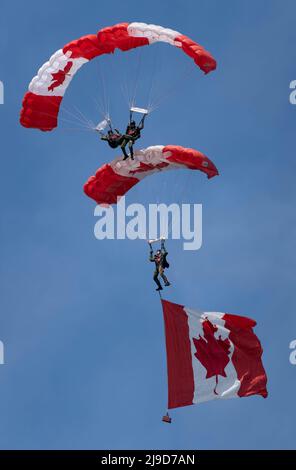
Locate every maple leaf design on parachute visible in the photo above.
<box><xmin>193</xmin><ymin>318</ymin><xmax>231</xmax><ymax>395</ymax></box>
<box><xmin>48</xmin><ymin>61</ymin><xmax>73</xmax><ymax>92</ymax></box>
<box><xmin>129</xmin><ymin>161</ymin><xmax>169</xmax><ymax>175</ymax></box>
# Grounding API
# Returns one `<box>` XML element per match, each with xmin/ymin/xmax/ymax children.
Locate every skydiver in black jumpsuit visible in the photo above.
<box><xmin>100</xmin><ymin>129</ymin><xmax>124</xmax><ymax>149</ymax></box>
<box><xmin>100</xmin><ymin>114</ymin><xmax>146</xmax><ymax>160</ymax></box>
<box><xmin>149</xmin><ymin>239</ymin><xmax>171</xmax><ymax>291</ymax></box>
<box><xmin>121</xmin><ymin>115</ymin><xmax>146</xmax><ymax>160</ymax></box>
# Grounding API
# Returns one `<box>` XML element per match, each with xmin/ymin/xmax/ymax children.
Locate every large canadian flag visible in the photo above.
<box><xmin>162</xmin><ymin>299</ymin><xmax>268</xmax><ymax>409</ymax></box>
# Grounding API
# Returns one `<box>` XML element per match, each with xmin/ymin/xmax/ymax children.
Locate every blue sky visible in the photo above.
<box><xmin>0</xmin><ymin>0</ymin><xmax>296</xmax><ymax>450</ymax></box>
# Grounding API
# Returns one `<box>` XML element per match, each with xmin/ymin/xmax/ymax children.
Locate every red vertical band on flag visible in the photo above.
<box><xmin>223</xmin><ymin>314</ymin><xmax>268</xmax><ymax>398</ymax></box>
<box><xmin>161</xmin><ymin>299</ymin><xmax>194</xmax><ymax>409</ymax></box>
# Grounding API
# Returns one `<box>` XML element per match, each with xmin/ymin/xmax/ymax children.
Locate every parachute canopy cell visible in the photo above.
<box><xmin>20</xmin><ymin>22</ymin><xmax>217</xmax><ymax>131</ymax></box>
<box><xmin>83</xmin><ymin>145</ymin><xmax>219</xmax><ymax>205</ymax></box>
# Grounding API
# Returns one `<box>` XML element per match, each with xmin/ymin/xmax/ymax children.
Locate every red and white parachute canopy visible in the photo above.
<box><xmin>20</xmin><ymin>22</ymin><xmax>216</xmax><ymax>131</ymax></box>
<box><xmin>84</xmin><ymin>145</ymin><xmax>219</xmax><ymax>205</ymax></box>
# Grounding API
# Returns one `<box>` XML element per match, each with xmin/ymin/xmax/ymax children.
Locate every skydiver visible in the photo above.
<box><xmin>121</xmin><ymin>114</ymin><xmax>146</xmax><ymax>161</ymax></box>
<box><xmin>149</xmin><ymin>239</ymin><xmax>171</xmax><ymax>291</ymax></box>
<box><xmin>100</xmin><ymin>129</ymin><xmax>124</xmax><ymax>149</ymax></box>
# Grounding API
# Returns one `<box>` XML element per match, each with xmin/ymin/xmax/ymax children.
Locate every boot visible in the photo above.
<box><xmin>122</xmin><ymin>148</ymin><xmax>129</xmax><ymax>160</ymax></box>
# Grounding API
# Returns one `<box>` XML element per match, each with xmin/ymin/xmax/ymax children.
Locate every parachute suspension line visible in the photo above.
<box><xmin>141</xmin><ymin>65</ymin><xmax>199</xmax><ymax>239</ymax></box>
<box><xmin>148</xmin><ymin>63</ymin><xmax>198</xmax><ymax>113</ymax></box>
<box><xmin>55</xmin><ymin>104</ymin><xmax>98</xmax><ymax>133</ymax></box>
<box><xmin>44</xmin><ymin>82</ymin><xmax>99</xmax><ymax>134</ymax></box>
<box><xmin>166</xmin><ymin>170</ymin><xmax>196</xmax><ymax>239</ymax></box>
<box><xmin>56</xmin><ymin>110</ymin><xmax>91</xmax><ymax>130</ymax></box>
<box><xmin>24</xmin><ymin>106</ymin><xmax>93</xmax><ymax>132</ymax></box>
<box><xmin>57</xmin><ymin>115</ymin><xmax>92</xmax><ymax>131</ymax></box>
<box><xmin>119</xmin><ymin>52</ymin><xmax>131</xmax><ymax>110</ymax></box>
<box><xmin>57</xmin><ymin>127</ymin><xmax>97</xmax><ymax>133</ymax></box>
<box><xmin>154</xmin><ymin>161</ymin><xmax>181</xmax><ymax>241</ymax></box>
<box><xmin>60</xmin><ymin>104</ymin><xmax>95</xmax><ymax>130</ymax></box>
<box><xmin>33</xmin><ymin>97</ymin><xmax>94</xmax><ymax>131</ymax></box>
<box><xmin>98</xmin><ymin>60</ymin><xmax>109</xmax><ymax>117</ymax></box>
<box><xmin>120</xmin><ymin>80</ymin><xmax>132</xmax><ymax>110</ymax></box>
<box><xmin>152</xmin><ymin>156</ymin><xmax>181</xmax><ymax>241</ymax></box>
<box><xmin>148</xmin><ymin>63</ymin><xmax>193</xmax><ymax>112</ymax></box>
<box><xmin>95</xmin><ymin>60</ymin><xmax>110</xmax><ymax>120</ymax></box>
<box><xmin>60</xmin><ymin>59</ymin><xmax>111</xmax><ymax>134</ymax></box>
<box><xmin>106</xmin><ymin>49</ymin><xmax>130</xmax><ymax>111</ymax></box>
<box><xmin>93</xmin><ymin>97</ymin><xmax>111</xmax><ymax>124</ymax></box>
<box><xmin>130</xmin><ymin>47</ymin><xmax>143</xmax><ymax>109</ymax></box>
<box><xmin>147</xmin><ymin>44</ymin><xmax>163</xmax><ymax>112</ymax></box>
<box><xmin>72</xmin><ymin>104</ymin><xmax>96</xmax><ymax>130</ymax></box>
<box><xmin>107</xmin><ymin>45</ymin><xmax>136</xmax><ymax>112</ymax></box>
<box><xmin>148</xmin><ymin>168</ymin><xmax>196</xmax><ymax>243</ymax></box>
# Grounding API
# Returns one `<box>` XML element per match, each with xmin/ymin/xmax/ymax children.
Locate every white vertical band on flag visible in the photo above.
<box><xmin>184</xmin><ymin>308</ymin><xmax>241</xmax><ymax>404</ymax></box>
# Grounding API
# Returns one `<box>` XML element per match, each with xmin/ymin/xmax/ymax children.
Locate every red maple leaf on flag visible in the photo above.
<box><xmin>193</xmin><ymin>318</ymin><xmax>231</xmax><ymax>395</ymax></box>
<box><xmin>48</xmin><ymin>61</ymin><xmax>73</xmax><ymax>92</ymax></box>
<box><xmin>129</xmin><ymin>161</ymin><xmax>169</xmax><ymax>175</ymax></box>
